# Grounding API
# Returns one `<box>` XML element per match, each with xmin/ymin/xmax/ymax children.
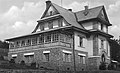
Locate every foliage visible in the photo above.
<box><xmin>99</xmin><ymin>62</ymin><xmax>106</xmax><ymax>70</ymax></box>
<box><xmin>109</xmin><ymin>39</ymin><xmax>120</xmax><ymax>62</ymax></box>
<box><xmin>9</xmin><ymin>59</ymin><xmax>15</xmax><ymax>64</ymax></box>
<box><xmin>0</xmin><ymin>41</ymin><xmax>9</xmax><ymax>49</ymax></box>
<box><xmin>31</xmin><ymin>62</ymin><xmax>36</xmax><ymax>68</ymax></box>
<box><xmin>20</xmin><ymin>60</ymin><xmax>25</xmax><ymax>65</ymax></box>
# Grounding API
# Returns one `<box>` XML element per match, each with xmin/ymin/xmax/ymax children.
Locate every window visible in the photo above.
<box><xmin>32</xmin><ymin>37</ymin><xmax>37</xmax><ymax>45</ymax></box>
<box><xmin>58</xmin><ymin>19</ymin><xmax>63</xmax><ymax>27</ymax></box>
<box><xmin>78</xmin><ymin>55</ymin><xmax>85</xmax><ymax>64</ymax></box>
<box><xmin>39</xmin><ymin>35</ymin><xmax>44</xmax><ymax>44</ymax></box>
<box><xmin>45</xmin><ymin>34</ymin><xmax>51</xmax><ymax>43</ymax></box>
<box><xmin>50</xmin><ymin>11</ymin><xmax>53</xmax><ymax>16</ymax></box>
<box><xmin>106</xmin><ymin>26</ymin><xmax>108</xmax><ymax>33</ymax></box>
<box><xmin>21</xmin><ymin>40</ymin><xmax>25</xmax><ymax>47</ymax></box>
<box><xmin>44</xmin><ymin>53</ymin><xmax>49</xmax><ymax>62</ymax></box>
<box><xmin>60</xmin><ymin>34</ymin><xmax>64</xmax><ymax>42</ymax></box>
<box><xmin>12</xmin><ymin>54</ymin><xmax>17</xmax><ymax>59</ymax></box>
<box><xmin>26</xmin><ymin>39</ymin><xmax>31</xmax><ymax>46</ymax></box>
<box><xmin>101</xmin><ymin>40</ymin><xmax>104</xmax><ymax>49</ymax></box>
<box><xmin>63</xmin><ymin>53</ymin><xmax>71</xmax><ymax>62</ymax></box>
<box><xmin>66</xmin><ymin>35</ymin><xmax>71</xmax><ymax>43</ymax></box>
<box><xmin>16</xmin><ymin>41</ymin><xmax>20</xmax><ymax>48</ymax></box>
<box><xmin>52</xmin><ymin>33</ymin><xmax>59</xmax><ymax>42</ymax></box>
<box><xmin>48</xmin><ymin>21</ymin><xmax>53</xmax><ymax>29</ymax></box>
<box><xmin>10</xmin><ymin>42</ymin><xmax>14</xmax><ymax>49</ymax></box>
<box><xmin>40</xmin><ymin>24</ymin><xmax>44</xmax><ymax>31</ymax></box>
<box><xmin>24</xmin><ymin>55</ymin><xmax>34</xmax><ymax>63</ymax></box>
<box><xmin>101</xmin><ymin>24</ymin><xmax>103</xmax><ymax>31</ymax></box>
<box><xmin>79</xmin><ymin>36</ymin><xmax>83</xmax><ymax>47</ymax></box>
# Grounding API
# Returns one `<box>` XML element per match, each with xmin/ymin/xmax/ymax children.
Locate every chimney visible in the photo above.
<box><xmin>84</xmin><ymin>6</ymin><xmax>89</xmax><ymax>16</ymax></box>
<box><xmin>68</xmin><ymin>9</ymin><xmax>72</xmax><ymax>11</ymax></box>
<box><xmin>46</xmin><ymin>0</ymin><xmax>51</xmax><ymax>9</ymax></box>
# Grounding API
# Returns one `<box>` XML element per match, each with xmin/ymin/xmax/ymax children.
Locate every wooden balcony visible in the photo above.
<box><xmin>9</xmin><ymin>41</ymin><xmax>71</xmax><ymax>52</ymax></box>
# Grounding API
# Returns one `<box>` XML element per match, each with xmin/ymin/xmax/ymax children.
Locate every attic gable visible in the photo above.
<box><xmin>98</xmin><ymin>7</ymin><xmax>110</xmax><ymax>24</ymax></box>
<box><xmin>41</xmin><ymin>4</ymin><xmax>59</xmax><ymax>18</ymax></box>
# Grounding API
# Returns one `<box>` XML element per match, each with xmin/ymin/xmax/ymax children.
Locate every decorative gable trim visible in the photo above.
<box><xmin>98</xmin><ymin>6</ymin><xmax>110</xmax><ymax>25</ymax></box>
<box><xmin>41</xmin><ymin>4</ymin><xmax>59</xmax><ymax>19</ymax></box>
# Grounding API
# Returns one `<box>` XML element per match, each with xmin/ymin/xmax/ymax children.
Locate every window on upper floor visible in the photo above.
<box><xmin>40</xmin><ymin>24</ymin><xmax>44</xmax><ymax>31</ymax></box>
<box><xmin>60</xmin><ymin>34</ymin><xmax>64</xmax><ymax>42</ymax></box>
<box><xmin>10</xmin><ymin>42</ymin><xmax>14</xmax><ymax>49</ymax></box>
<box><xmin>101</xmin><ymin>24</ymin><xmax>103</xmax><ymax>31</ymax></box>
<box><xmin>78</xmin><ymin>55</ymin><xmax>85</xmax><ymax>64</ymax></box>
<box><xmin>63</xmin><ymin>53</ymin><xmax>71</xmax><ymax>62</ymax></box>
<box><xmin>21</xmin><ymin>40</ymin><xmax>25</xmax><ymax>47</ymax></box>
<box><xmin>45</xmin><ymin>34</ymin><xmax>51</xmax><ymax>43</ymax></box>
<box><xmin>58</xmin><ymin>19</ymin><xmax>63</xmax><ymax>27</ymax></box>
<box><xmin>78</xmin><ymin>36</ymin><xmax>83</xmax><ymax>47</ymax></box>
<box><xmin>32</xmin><ymin>37</ymin><xmax>37</xmax><ymax>46</ymax></box>
<box><xmin>48</xmin><ymin>21</ymin><xmax>53</xmax><ymax>29</ymax></box>
<box><xmin>49</xmin><ymin>11</ymin><xmax>53</xmax><ymax>16</ymax></box>
<box><xmin>106</xmin><ymin>25</ymin><xmax>108</xmax><ymax>33</ymax></box>
<box><xmin>26</xmin><ymin>39</ymin><xmax>31</xmax><ymax>46</ymax></box>
<box><xmin>16</xmin><ymin>41</ymin><xmax>20</xmax><ymax>48</ymax></box>
<box><xmin>101</xmin><ymin>39</ymin><xmax>104</xmax><ymax>49</ymax></box>
<box><xmin>39</xmin><ymin>35</ymin><xmax>44</xmax><ymax>44</ymax></box>
<box><xmin>52</xmin><ymin>33</ymin><xmax>59</xmax><ymax>42</ymax></box>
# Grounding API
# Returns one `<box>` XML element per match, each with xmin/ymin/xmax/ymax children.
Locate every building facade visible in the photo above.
<box><xmin>5</xmin><ymin>1</ymin><xmax>113</xmax><ymax>71</ymax></box>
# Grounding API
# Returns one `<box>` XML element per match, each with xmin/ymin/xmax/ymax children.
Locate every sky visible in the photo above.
<box><xmin>0</xmin><ymin>0</ymin><xmax>120</xmax><ymax>40</ymax></box>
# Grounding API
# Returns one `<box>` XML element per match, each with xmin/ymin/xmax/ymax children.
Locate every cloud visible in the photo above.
<box><xmin>64</xmin><ymin>1</ymin><xmax>104</xmax><ymax>12</ymax></box>
<box><xmin>107</xmin><ymin>1</ymin><xmax>120</xmax><ymax>38</ymax></box>
<box><xmin>0</xmin><ymin>1</ymin><xmax>45</xmax><ymax>40</ymax></box>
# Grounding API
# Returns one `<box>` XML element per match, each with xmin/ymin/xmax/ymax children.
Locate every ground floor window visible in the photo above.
<box><xmin>24</xmin><ymin>55</ymin><xmax>34</xmax><ymax>63</ymax></box>
<box><xmin>43</xmin><ymin>53</ymin><xmax>49</xmax><ymax>62</ymax></box>
<box><xmin>78</xmin><ymin>55</ymin><xmax>85</xmax><ymax>64</ymax></box>
<box><xmin>63</xmin><ymin>53</ymin><xmax>71</xmax><ymax>62</ymax></box>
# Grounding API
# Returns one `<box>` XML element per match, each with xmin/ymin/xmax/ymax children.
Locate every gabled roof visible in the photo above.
<box><xmin>75</xmin><ymin>6</ymin><xmax>104</xmax><ymax>22</ymax></box>
<box><xmin>39</xmin><ymin>3</ymin><xmax>85</xmax><ymax>30</ymax></box>
<box><xmin>52</xmin><ymin>3</ymin><xmax>85</xmax><ymax>29</ymax></box>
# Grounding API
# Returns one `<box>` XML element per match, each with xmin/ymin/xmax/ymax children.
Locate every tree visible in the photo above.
<box><xmin>0</xmin><ymin>40</ymin><xmax>9</xmax><ymax>49</ymax></box>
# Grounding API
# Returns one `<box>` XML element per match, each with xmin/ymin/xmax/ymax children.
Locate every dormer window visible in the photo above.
<box><xmin>58</xmin><ymin>19</ymin><xmax>63</xmax><ymax>27</ymax></box>
<box><xmin>48</xmin><ymin>21</ymin><xmax>53</xmax><ymax>29</ymax></box>
<box><xmin>40</xmin><ymin>24</ymin><xmax>44</xmax><ymax>31</ymax></box>
<box><xmin>50</xmin><ymin>11</ymin><xmax>53</xmax><ymax>16</ymax></box>
<box><xmin>101</xmin><ymin>24</ymin><xmax>103</xmax><ymax>31</ymax></box>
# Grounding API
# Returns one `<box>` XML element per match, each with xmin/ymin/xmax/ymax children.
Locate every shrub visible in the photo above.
<box><xmin>31</xmin><ymin>62</ymin><xmax>36</xmax><ymax>69</ymax></box>
<box><xmin>20</xmin><ymin>60</ymin><xmax>25</xmax><ymax>65</ymax></box>
<box><xmin>99</xmin><ymin>62</ymin><xmax>106</xmax><ymax>70</ymax></box>
<box><xmin>9</xmin><ymin>59</ymin><xmax>15</xmax><ymax>64</ymax></box>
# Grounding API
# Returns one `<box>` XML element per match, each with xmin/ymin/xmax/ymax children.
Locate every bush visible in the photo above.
<box><xmin>99</xmin><ymin>62</ymin><xmax>106</xmax><ymax>70</ymax></box>
<box><xmin>20</xmin><ymin>60</ymin><xmax>25</xmax><ymax>65</ymax></box>
<box><xmin>9</xmin><ymin>59</ymin><xmax>15</xmax><ymax>64</ymax></box>
<box><xmin>31</xmin><ymin>62</ymin><xmax>36</xmax><ymax>69</ymax></box>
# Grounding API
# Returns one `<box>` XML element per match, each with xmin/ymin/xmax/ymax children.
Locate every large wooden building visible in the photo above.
<box><xmin>5</xmin><ymin>0</ymin><xmax>113</xmax><ymax>71</ymax></box>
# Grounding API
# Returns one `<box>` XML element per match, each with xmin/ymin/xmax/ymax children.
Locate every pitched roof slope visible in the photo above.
<box><xmin>52</xmin><ymin>3</ymin><xmax>85</xmax><ymax>29</ymax></box>
<box><xmin>75</xmin><ymin>6</ymin><xmax>103</xmax><ymax>22</ymax></box>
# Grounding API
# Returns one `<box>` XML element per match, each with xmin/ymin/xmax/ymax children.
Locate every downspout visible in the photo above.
<box><xmin>72</xmin><ymin>31</ymin><xmax>76</xmax><ymax>73</ymax></box>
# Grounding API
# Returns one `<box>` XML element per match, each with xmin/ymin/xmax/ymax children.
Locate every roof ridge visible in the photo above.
<box><xmin>52</xmin><ymin>3</ymin><xmax>70</xmax><ymax>12</ymax></box>
<box><xmin>75</xmin><ymin>5</ymin><xmax>104</xmax><ymax>13</ymax></box>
